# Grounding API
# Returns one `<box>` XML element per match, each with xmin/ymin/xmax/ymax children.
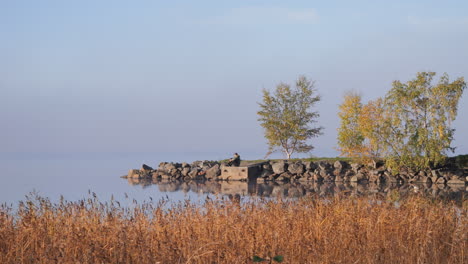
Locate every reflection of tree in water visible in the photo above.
<box><xmin>126</xmin><ymin>178</ymin><xmax>467</xmax><ymax>205</ymax></box>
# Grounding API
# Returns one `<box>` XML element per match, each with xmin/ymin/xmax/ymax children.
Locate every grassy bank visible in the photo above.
<box><xmin>0</xmin><ymin>195</ymin><xmax>466</xmax><ymax>263</ymax></box>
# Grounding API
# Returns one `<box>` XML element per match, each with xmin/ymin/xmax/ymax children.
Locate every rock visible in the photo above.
<box><xmin>317</xmin><ymin>161</ymin><xmax>330</xmax><ymax>171</ymax></box>
<box><xmin>188</xmin><ymin>168</ymin><xmax>199</xmax><ymax>178</ymax></box>
<box><xmin>447</xmin><ymin>179</ymin><xmax>465</xmax><ymax>185</ymax></box>
<box><xmin>323</xmin><ymin>174</ymin><xmax>335</xmax><ymax>182</ymax></box>
<box><xmin>191</xmin><ymin>160</ymin><xmax>204</xmax><ymax>168</ymax></box>
<box><xmin>312</xmin><ymin>173</ymin><xmax>323</xmax><ymax>182</ymax></box>
<box><xmin>333</xmin><ymin>160</ymin><xmax>347</xmax><ymax>170</ymax></box>
<box><xmin>280</xmin><ymin>171</ymin><xmax>293</xmax><ymax>179</ymax></box>
<box><xmin>369</xmin><ymin>173</ymin><xmax>380</xmax><ymax>183</ymax></box>
<box><xmin>297</xmin><ymin>176</ymin><xmax>309</xmax><ymax>182</ymax></box>
<box><xmin>128</xmin><ymin>169</ymin><xmax>140</xmax><ymax>179</ymax></box>
<box><xmin>201</xmin><ymin>165</ymin><xmax>211</xmax><ymax>172</ymax></box>
<box><xmin>304</xmin><ymin>161</ymin><xmax>316</xmax><ymax>171</ymax></box>
<box><xmin>263</xmin><ymin>163</ymin><xmax>273</xmax><ymax>171</ymax></box>
<box><xmin>151</xmin><ymin>171</ymin><xmax>161</xmax><ymax>179</ymax></box>
<box><xmin>288</xmin><ymin>163</ymin><xmax>305</xmax><ymax>175</ymax></box>
<box><xmin>141</xmin><ymin>164</ymin><xmax>153</xmax><ymax>171</ymax></box>
<box><xmin>421</xmin><ymin>176</ymin><xmax>432</xmax><ymax>184</ymax></box>
<box><xmin>205</xmin><ymin>164</ymin><xmax>221</xmax><ymax>179</ymax></box>
<box><xmin>431</xmin><ymin>170</ymin><xmax>441</xmax><ymax>178</ymax></box>
<box><xmin>418</xmin><ymin>170</ymin><xmax>427</xmax><ymax>177</ymax></box>
<box><xmin>160</xmin><ymin>173</ymin><xmax>171</xmax><ymax>179</ymax></box>
<box><xmin>272</xmin><ymin>161</ymin><xmax>287</xmax><ymax>174</ymax></box>
<box><xmin>376</xmin><ymin>166</ymin><xmax>386</xmax><ymax>173</ymax></box>
<box><xmin>435</xmin><ymin>177</ymin><xmax>447</xmax><ymax>185</ymax></box>
<box><xmin>334</xmin><ymin>175</ymin><xmax>344</xmax><ymax>182</ymax></box>
<box><xmin>260</xmin><ymin>168</ymin><xmax>274</xmax><ymax>178</ymax></box>
<box><xmin>333</xmin><ymin>169</ymin><xmax>342</xmax><ymax>176</ymax></box>
<box><xmin>351</xmin><ymin>163</ymin><xmax>363</xmax><ymax>173</ymax></box>
<box><xmin>163</xmin><ymin>163</ymin><xmax>177</xmax><ymax>172</ymax></box>
<box><xmin>350</xmin><ymin>173</ymin><xmax>367</xmax><ymax>183</ymax></box>
<box><xmin>181</xmin><ymin>167</ymin><xmax>191</xmax><ymax>177</ymax></box>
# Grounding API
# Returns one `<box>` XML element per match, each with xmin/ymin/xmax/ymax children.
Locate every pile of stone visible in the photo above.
<box><xmin>125</xmin><ymin>161</ymin><xmax>223</xmax><ymax>181</ymax></box>
<box><xmin>123</xmin><ymin>159</ymin><xmax>467</xmax><ymax>186</ymax></box>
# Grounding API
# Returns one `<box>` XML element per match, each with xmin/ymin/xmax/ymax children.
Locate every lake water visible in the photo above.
<box><xmin>0</xmin><ymin>153</ymin><xmax>216</xmax><ymax>205</ymax></box>
<box><xmin>1</xmin><ymin>153</ymin><xmax>466</xmax><ymax>206</ymax></box>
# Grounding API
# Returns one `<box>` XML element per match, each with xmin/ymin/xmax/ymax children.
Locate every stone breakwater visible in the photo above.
<box><xmin>124</xmin><ymin>160</ymin><xmax>468</xmax><ymax>186</ymax></box>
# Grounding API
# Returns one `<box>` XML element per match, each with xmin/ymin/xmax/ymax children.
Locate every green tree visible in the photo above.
<box><xmin>257</xmin><ymin>76</ymin><xmax>323</xmax><ymax>159</ymax></box>
<box><xmin>383</xmin><ymin>72</ymin><xmax>466</xmax><ymax>169</ymax></box>
<box><xmin>337</xmin><ymin>72</ymin><xmax>466</xmax><ymax>170</ymax></box>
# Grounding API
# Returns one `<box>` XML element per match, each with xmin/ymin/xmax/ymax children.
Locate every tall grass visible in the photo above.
<box><xmin>0</xmin><ymin>194</ymin><xmax>466</xmax><ymax>263</ymax></box>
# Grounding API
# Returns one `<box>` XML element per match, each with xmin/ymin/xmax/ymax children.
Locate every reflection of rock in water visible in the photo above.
<box><xmin>221</xmin><ymin>181</ymin><xmax>248</xmax><ymax>196</ymax></box>
<box><xmin>127</xmin><ymin>178</ymin><xmax>153</xmax><ymax>188</ymax></box>
<box><xmin>124</xmin><ymin>177</ymin><xmax>467</xmax><ymax>205</ymax></box>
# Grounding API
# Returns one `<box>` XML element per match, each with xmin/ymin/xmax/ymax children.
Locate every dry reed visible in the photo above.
<box><xmin>0</xmin><ymin>193</ymin><xmax>466</xmax><ymax>264</ymax></box>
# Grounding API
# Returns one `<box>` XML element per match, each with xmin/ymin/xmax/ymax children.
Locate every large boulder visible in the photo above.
<box><xmin>288</xmin><ymin>163</ymin><xmax>305</xmax><ymax>175</ymax></box>
<box><xmin>333</xmin><ymin>160</ymin><xmax>347</xmax><ymax>171</ymax></box>
<box><xmin>205</xmin><ymin>164</ymin><xmax>221</xmax><ymax>179</ymax></box>
<box><xmin>188</xmin><ymin>168</ymin><xmax>200</xmax><ymax>178</ymax></box>
<box><xmin>304</xmin><ymin>161</ymin><xmax>316</xmax><ymax>171</ymax></box>
<box><xmin>163</xmin><ymin>163</ymin><xmax>177</xmax><ymax>173</ymax></box>
<box><xmin>260</xmin><ymin>165</ymin><xmax>274</xmax><ymax>178</ymax></box>
<box><xmin>181</xmin><ymin>167</ymin><xmax>191</xmax><ymax>177</ymax></box>
<box><xmin>272</xmin><ymin>161</ymin><xmax>287</xmax><ymax>174</ymax></box>
<box><xmin>141</xmin><ymin>164</ymin><xmax>153</xmax><ymax>171</ymax></box>
<box><xmin>191</xmin><ymin>160</ymin><xmax>204</xmax><ymax>168</ymax></box>
<box><xmin>317</xmin><ymin>161</ymin><xmax>330</xmax><ymax>171</ymax></box>
<box><xmin>263</xmin><ymin>163</ymin><xmax>273</xmax><ymax>171</ymax></box>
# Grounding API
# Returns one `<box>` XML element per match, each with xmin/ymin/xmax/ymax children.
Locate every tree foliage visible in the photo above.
<box><xmin>337</xmin><ymin>92</ymin><xmax>365</xmax><ymax>159</ymax></box>
<box><xmin>257</xmin><ymin>76</ymin><xmax>323</xmax><ymax>159</ymax></box>
<box><xmin>337</xmin><ymin>72</ymin><xmax>466</xmax><ymax>170</ymax></box>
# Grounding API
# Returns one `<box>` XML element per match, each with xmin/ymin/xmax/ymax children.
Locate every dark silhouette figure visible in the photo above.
<box><xmin>227</xmin><ymin>153</ymin><xmax>241</xmax><ymax>167</ymax></box>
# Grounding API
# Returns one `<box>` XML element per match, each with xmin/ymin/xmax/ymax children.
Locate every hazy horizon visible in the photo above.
<box><xmin>2</xmin><ymin>0</ymin><xmax>468</xmax><ymax>160</ymax></box>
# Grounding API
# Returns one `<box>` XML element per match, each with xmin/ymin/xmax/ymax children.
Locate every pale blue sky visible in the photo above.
<box><xmin>1</xmin><ymin>0</ymin><xmax>468</xmax><ymax>159</ymax></box>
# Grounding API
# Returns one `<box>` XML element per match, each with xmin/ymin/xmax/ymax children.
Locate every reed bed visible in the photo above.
<box><xmin>0</xmin><ymin>194</ymin><xmax>466</xmax><ymax>264</ymax></box>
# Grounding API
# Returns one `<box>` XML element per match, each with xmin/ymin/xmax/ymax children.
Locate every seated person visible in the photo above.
<box><xmin>227</xmin><ymin>153</ymin><xmax>241</xmax><ymax>167</ymax></box>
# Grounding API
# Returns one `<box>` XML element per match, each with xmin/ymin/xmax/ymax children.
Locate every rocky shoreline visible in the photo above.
<box><xmin>123</xmin><ymin>159</ymin><xmax>468</xmax><ymax>186</ymax></box>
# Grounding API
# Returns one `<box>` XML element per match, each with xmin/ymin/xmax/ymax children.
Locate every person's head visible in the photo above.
<box><xmin>234</xmin><ymin>153</ymin><xmax>238</xmax><ymax>156</ymax></box>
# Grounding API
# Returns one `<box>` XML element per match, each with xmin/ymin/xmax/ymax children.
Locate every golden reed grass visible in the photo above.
<box><xmin>0</xmin><ymin>194</ymin><xmax>466</xmax><ymax>263</ymax></box>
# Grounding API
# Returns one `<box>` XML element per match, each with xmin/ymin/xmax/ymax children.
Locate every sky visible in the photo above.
<box><xmin>1</xmin><ymin>0</ymin><xmax>468</xmax><ymax>160</ymax></box>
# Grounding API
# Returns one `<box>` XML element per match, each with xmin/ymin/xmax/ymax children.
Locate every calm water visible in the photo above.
<box><xmin>0</xmin><ymin>153</ymin><xmax>223</xmax><ymax>205</ymax></box>
<box><xmin>1</xmin><ymin>153</ymin><xmax>466</xmax><ymax>206</ymax></box>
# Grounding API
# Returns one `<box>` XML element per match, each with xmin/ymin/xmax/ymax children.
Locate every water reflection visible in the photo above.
<box><xmin>126</xmin><ymin>178</ymin><xmax>467</xmax><ymax>204</ymax></box>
